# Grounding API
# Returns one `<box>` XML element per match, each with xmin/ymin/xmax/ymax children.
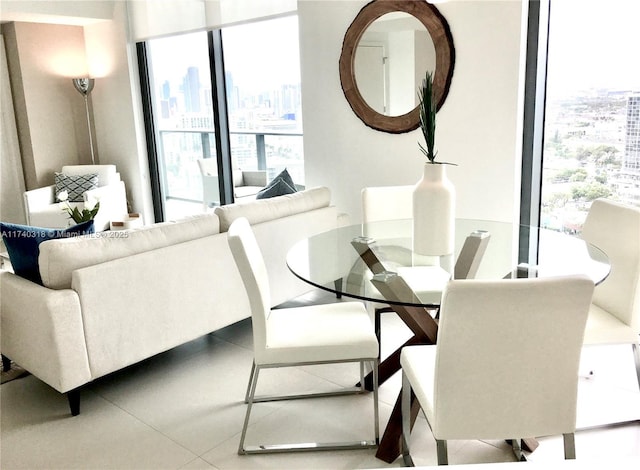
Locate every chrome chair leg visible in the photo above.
<box><xmin>401</xmin><ymin>371</ymin><xmax>415</xmax><ymax>466</ymax></box>
<box><xmin>436</xmin><ymin>439</ymin><xmax>448</xmax><ymax>465</ymax></box>
<box><xmin>239</xmin><ymin>359</ymin><xmax>379</xmax><ymax>454</ymax></box>
<box><xmin>373</xmin><ymin>359</ymin><xmax>380</xmax><ymax>443</ymax></box>
<box><xmin>632</xmin><ymin>343</ymin><xmax>640</xmax><ymax>390</ymax></box>
<box><xmin>244</xmin><ymin>362</ymin><xmax>257</xmax><ymax>404</ymax></box>
<box><xmin>238</xmin><ymin>363</ymin><xmax>261</xmax><ymax>454</ymax></box>
<box><xmin>563</xmin><ymin>433</ymin><xmax>576</xmax><ymax>459</ymax></box>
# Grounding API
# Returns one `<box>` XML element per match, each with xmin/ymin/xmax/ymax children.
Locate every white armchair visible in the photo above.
<box><xmin>23</xmin><ymin>165</ymin><xmax>128</xmax><ymax>231</ymax></box>
<box><xmin>197</xmin><ymin>159</ymin><xmax>267</xmax><ymax>208</ymax></box>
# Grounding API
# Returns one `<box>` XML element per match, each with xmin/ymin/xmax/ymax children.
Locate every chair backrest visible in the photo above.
<box><xmin>433</xmin><ymin>275</ymin><xmax>594</xmax><ymax>440</ymax></box>
<box><xmin>227</xmin><ymin>217</ymin><xmax>270</xmax><ymax>356</ymax></box>
<box><xmin>361</xmin><ymin>185</ymin><xmax>413</xmax><ymax>241</ymax></box>
<box><xmin>197</xmin><ymin>158</ymin><xmax>217</xmax><ymax>176</ymax></box>
<box><xmin>581</xmin><ymin>198</ymin><xmax>640</xmax><ymax>332</ymax></box>
<box><xmin>198</xmin><ymin>159</ymin><xmax>244</xmax><ymax>187</ymax></box>
<box><xmin>61</xmin><ymin>165</ymin><xmax>118</xmax><ymax>186</ymax></box>
<box><xmin>362</xmin><ymin>185</ymin><xmax>413</xmax><ymax>223</ymax></box>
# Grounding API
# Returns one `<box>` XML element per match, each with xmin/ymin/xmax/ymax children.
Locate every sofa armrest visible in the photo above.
<box><xmin>0</xmin><ymin>271</ymin><xmax>91</xmax><ymax>392</ymax></box>
<box><xmin>23</xmin><ymin>185</ymin><xmax>56</xmax><ymax>224</ymax></box>
<box><xmin>242</xmin><ymin>170</ymin><xmax>267</xmax><ymax>187</ymax></box>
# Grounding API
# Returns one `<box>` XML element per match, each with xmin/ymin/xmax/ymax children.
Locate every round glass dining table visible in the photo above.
<box><xmin>286</xmin><ymin>218</ymin><xmax>610</xmax><ymax>463</ymax></box>
<box><xmin>286</xmin><ymin>218</ymin><xmax>610</xmax><ymax>306</ymax></box>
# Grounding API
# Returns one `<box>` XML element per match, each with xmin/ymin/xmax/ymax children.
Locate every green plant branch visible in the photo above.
<box><xmin>419</xmin><ymin>71</ymin><xmax>437</xmax><ymax>163</ymax></box>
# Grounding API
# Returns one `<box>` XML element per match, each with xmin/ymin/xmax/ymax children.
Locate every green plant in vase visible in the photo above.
<box><xmin>418</xmin><ymin>70</ymin><xmax>437</xmax><ymax>163</ymax></box>
<box><xmin>417</xmin><ymin>70</ymin><xmax>455</xmax><ymax>166</ymax></box>
<box><xmin>413</xmin><ymin>70</ymin><xmax>456</xmax><ymax>257</ymax></box>
<box><xmin>57</xmin><ymin>190</ymin><xmax>100</xmax><ymax>224</ymax></box>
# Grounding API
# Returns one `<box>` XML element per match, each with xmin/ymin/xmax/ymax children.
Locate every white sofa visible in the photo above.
<box><xmin>23</xmin><ymin>164</ymin><xmax>128</xmax><ymax>231</ymax></box>
<box><xmin>1</xmin><ymin>187</ymin><xmax>345</xmax><ymax>415</ymax></box>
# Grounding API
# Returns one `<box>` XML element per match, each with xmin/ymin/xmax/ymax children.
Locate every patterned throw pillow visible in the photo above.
<box><xmin>55</xmin><ymin>172</ymin><xmax>99</xmax><ymax>202</ymax></box>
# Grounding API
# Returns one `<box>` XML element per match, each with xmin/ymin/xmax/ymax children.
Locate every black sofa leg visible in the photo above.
<box><xmin>67</xmin><ymin>389</ymin><xmax>81</xmax><ymax>416</ymax></box>
<box><xmin>2</xmin><ymin>354</ymin><xmax>11</xmax><ymax>372</ymax></box>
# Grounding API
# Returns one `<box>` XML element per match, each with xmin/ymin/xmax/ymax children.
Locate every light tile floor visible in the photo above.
<box><xmin>2</xmin><ymin>290</ymin><xmax>640</xmax><ymax>469</ymax></box>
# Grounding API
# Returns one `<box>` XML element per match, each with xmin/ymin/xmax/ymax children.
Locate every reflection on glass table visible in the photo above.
<box><xmin>287</xmin><ymin>219</ymin><xmax>610</xmax><ymax>306</ymax></box>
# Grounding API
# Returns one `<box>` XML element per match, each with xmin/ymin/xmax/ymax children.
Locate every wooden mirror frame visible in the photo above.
<box><xmin>339</xmin><ymin>0</ymin><xmax>455</xmax><ymax>134</ymax></box>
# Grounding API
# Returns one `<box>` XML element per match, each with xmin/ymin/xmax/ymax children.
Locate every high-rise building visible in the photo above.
<box><xmin>183</xmin><ymin>66</ymin><xmax>201</xmax><ymax>114</ymax></box>
<box><xmin>620</xmin><ymin>94</ymin><xmax>640</xmax><ymax>205</ymax></box>
<box><xmin>623</xmin><ymin>95</ymin><xmax>640</xmax><ymax>176</ymax></box>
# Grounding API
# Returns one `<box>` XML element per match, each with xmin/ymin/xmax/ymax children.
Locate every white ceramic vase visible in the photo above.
<box><xmin>412</xmin><ymin>163</ymin><xmax>455</xmax><ymax>256</ymax></box>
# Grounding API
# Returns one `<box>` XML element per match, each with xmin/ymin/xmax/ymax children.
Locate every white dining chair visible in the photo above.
<box><xmin>360</xmin><ymin>186</ymin><xmax>490</xmax><ymax>356</ymax></box>
<box><xmin>580</xmin><ymin>199</ymin><xmax>640</xmax><ymax>399</ymax></box>
<box><xmin>227</xmin><ymin>217</ymin><xmax>380</xmax><ymax>454</ymax></box>
<box><xmin>400</xmin><ymin>275</ymin><xmax>595</xmax><ymax>466</ymax></box>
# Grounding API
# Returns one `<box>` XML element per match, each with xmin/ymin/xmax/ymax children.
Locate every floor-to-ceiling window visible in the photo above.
<box><xmin>222</xmin><ymin>16</ymin><xmax>304</xmax><ymax>185</ymax></box>
<box><xmin>145</xmin><ymin>31</ymin><xmax>214</xmax><ymax>221</ymax></box>
<box><xmin>532</xmin><ymin>0</ymin><xmax>640</xmax><ymax>235</ymax></box>
<box><xmin>141</xmin><ymin>16</ymin><xmax>304</xmax><ymax>222</ymax></box>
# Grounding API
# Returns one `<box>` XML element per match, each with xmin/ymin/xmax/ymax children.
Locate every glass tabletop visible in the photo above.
<box><xmin>286</xmin><ymin>219</ymin><xmax>610</xmax><ymax>307</ymax></box>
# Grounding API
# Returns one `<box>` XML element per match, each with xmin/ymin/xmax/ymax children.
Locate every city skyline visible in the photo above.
<box><xmin>155</xmin><ymin>63</ymin><xmax>302</xmax><ymax>132</ymax></box>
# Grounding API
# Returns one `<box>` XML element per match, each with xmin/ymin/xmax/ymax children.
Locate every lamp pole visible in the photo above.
<box><xmin>72</xmin><ymin>78</ymin><xmax>96</xmax><ymax>164</ymax></box>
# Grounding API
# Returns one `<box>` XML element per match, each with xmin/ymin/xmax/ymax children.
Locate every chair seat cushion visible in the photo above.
<box><xmin>583</xmin><ymin>303</ymin><xmax>639</xmax><ymax>345</ymax></box>
<box><xmin>400</xmin><ymin>345</ymin><xmax>437</xmax><ymax>429</ymax></box>
<box><xmin>234</xmin><ymin>186</ymin><xmax>263</xmax><ymax>199</ymax></box>
<box><xmin>257</xmin><ymin>301</ymin><xmax>378</xmax><ymax>365</ymax></box>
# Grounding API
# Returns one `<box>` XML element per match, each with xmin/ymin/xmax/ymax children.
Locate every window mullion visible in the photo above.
<box><xmin>520</xmin><ymin>0</ymin><xmax>551</xmax><ymax>264</ymax></box>
<box><xmin>208</xmin><ymin>30</ymin><xmax>234</xmax><ymax>205</ymax></box>
<box><xmin>137</xmin><ymin>42</ymin><xmax>165</xmax><ymax>223</ymax></box>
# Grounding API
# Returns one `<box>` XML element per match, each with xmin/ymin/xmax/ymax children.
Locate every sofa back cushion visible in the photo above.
<box><xmin>215</xmin><ymin>186</ymin><xmax>331</xmax><ymax>232</ymax></box>
<box><xmin>39</xmin><ymin>213</ymin><xmax>220</xmax><ymax>289</ymax></box>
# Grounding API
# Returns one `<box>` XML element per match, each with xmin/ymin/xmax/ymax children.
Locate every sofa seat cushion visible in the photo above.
<box><xmin>39</xmin><ymin>213</ymin><xmax>221</xmax><ymax>289</ymax></box>
<box><xmin>215</xmin><ymin>186</ymin><xmax>331</xmax><ymax>232</ymax></box>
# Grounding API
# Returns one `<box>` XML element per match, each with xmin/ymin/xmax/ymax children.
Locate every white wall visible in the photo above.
<box><xmin>2</xmin><ymin>22</ymin><xmax>89</xmax><ymax>189</ymax></box>
<box><xmin>299</xmin><ymin>0</ymin><xmax>526</xmax><ymax>224</ymax></box>
<box><xmin>84</xmin><ymin>1</ymin><xmax>154</xmax><ymax>220</ymax></box>
<box><xmin>1</xmin><ymin>35</ymin><xmax>26</xmax><ymax>224</ymax></box>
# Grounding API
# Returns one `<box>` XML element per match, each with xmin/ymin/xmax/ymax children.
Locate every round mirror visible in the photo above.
<box><xmin>355</xmin><ymin>12</ymin><xmax>436</xmax><ymax>116</ymax></box>
<box><xmin>339</xmin><ymin>0</ymin><xmax>455</xmax><ymax>134</ymax></box>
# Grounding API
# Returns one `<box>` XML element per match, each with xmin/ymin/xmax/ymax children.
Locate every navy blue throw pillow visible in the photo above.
<box><xmin>256</xmin><ymin>169</ymin><xmax>297</xmax><ymax>199</ymax></box>
<box><xmin>0</xmin><ymin>220</ymin><xmax>95</xmax><ymax>285</ymax></box>
<box><xmin>256</xmin><ymin>177</ymin><xmax>296</xmax><ymax>199</ymax></box>
<box><xmin>274</xmin><ymin>168</ymin><xmax>295</xmax><ymax>190</ymax></box>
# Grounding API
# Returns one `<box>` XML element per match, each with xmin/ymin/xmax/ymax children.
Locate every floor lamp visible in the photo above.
<box><xmin>72</xmin><ymin>78</ymin><xmax>97</xmax><ymax>164</ymax></box>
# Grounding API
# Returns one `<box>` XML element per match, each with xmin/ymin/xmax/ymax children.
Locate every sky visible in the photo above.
<box><xmin>546</xmin><ymin>0</ymin><xmax>640</xmax><ymax>96</ymax></box>
<box><xmin>148</xmin><ymin>16</ymin><xmax>300</xmax><ymax>98</ymax></box>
